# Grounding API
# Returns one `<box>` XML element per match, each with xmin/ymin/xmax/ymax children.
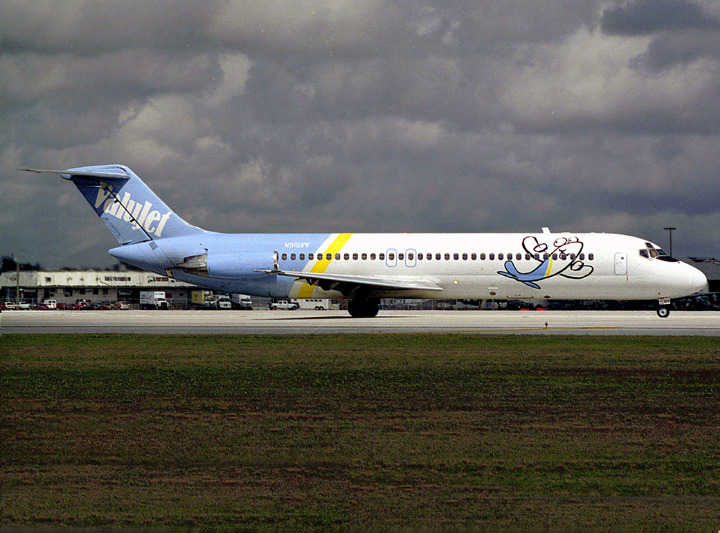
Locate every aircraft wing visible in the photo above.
<box><xmin>275</xmin><ymin>269</ymin><xmax>443</xmax><ymax>295</ymax></box>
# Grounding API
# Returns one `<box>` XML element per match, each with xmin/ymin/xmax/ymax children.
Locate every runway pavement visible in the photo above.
<box><xmin>2</xmin><ymin>309</ymin><xmax>719</xmax><ymax>335</ymax></box>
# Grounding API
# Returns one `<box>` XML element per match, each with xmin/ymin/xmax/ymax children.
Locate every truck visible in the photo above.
<box><xmin>191</xmin><ymin>290</ymin><xmax>212</xmax><ymax>306</ymax></box>
<box><xmin>140</xmin><ymin>291</ymin><xmax>169</xmax><ymax>310</ymax></box>
<box><xmin>268</xmin><ymin>299</ymin><xmax>299</xmax><ymax>310</ymax></box>
<box><xmin>231</xmin><ymin>294</ymin><xmax>253</xmax><ymax>310</ymax></box>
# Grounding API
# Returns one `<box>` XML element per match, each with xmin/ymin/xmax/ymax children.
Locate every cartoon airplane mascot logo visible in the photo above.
<box><xmin>498</xmin><ymin>236</ymin><xmax>594</xmax><ymax>289</ymax></box>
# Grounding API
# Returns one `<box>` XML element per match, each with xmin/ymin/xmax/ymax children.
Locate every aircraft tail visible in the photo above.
<box><xmin>23</xmin><ymin>165</ymin><xmax>204</xmax><ymax>245</ymax></box>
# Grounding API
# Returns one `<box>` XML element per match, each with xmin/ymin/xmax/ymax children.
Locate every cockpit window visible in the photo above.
<box><xmin>640</xmin><ymin>243</ymin><xmax>668</xmax><ymax>259</ymax></box>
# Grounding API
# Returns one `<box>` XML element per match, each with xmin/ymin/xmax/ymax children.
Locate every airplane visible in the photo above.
<box><xmin>22</xmin><ymin>165</ymin><xmax>707</xmax><ymax>318</ymax></box>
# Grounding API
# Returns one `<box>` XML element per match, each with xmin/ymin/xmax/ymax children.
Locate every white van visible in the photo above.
<box><xmin>216</xmin><ymin>296</ymin><xmax>232</xmax><ymax>310</ymax></box>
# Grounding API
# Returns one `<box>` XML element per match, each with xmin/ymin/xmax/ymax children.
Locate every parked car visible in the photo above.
<box><xmin>216</xmin><ymin>296</ymin><xmax>232</xmax><ymax>310</ymax></box>
<box><xmin>41</xmin><ymin>299</ymin><xmax>57</xmax><ymax>310</ymax></box>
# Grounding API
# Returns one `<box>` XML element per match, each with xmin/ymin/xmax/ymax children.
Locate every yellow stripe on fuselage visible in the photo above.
<box><xmin>544</xmin><ymin>255</ymin><xmax>554</xmax><ymax>278</ymax></box>
<box><xmin>297</xmin><ymin>233</ymin><xmax>354</xmax><ymax>298</ymax></box>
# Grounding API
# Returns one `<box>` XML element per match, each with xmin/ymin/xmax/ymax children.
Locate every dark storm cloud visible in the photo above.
<box><xmin>1</xmin><ymin>0</ymin><xmax>719</xmax><ymax>269</ymax></box>
<box><xmin>600</xmin><ymin>0</ymin><xmax>720</xmax><ymax>36</ymax></box>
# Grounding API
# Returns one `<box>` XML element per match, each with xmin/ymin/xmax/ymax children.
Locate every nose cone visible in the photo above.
<box><xmin>661</xmin><ymin>261</ymin><xmax>708</xmax><ymax>298</ymax></box>
<box><xmin>687</xmin><ymin>264</ymin><xmax>708</xmax><ymax>294</ymax></box>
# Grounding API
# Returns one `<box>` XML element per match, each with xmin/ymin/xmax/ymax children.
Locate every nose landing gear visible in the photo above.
<box><xmin>657</xmin><ymin>298</ymin><xmax>672</xmax><ymax>318</ymax></box>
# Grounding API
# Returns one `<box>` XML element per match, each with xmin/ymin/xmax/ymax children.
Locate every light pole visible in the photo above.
<box><xmin>663</xmin><ymin>227</ymin><xmax>676</xmax><ymax>257</ymax></box>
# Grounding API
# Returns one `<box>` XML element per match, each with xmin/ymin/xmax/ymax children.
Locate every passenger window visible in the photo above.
<box><xmin>418</xmin><ymin>253</ymin><xmax>423</xmax><ymax>260</ymax></box>
<box><xmin>370</xmin><ymin>253</ymin><xmax>376</xmax><ymax>260</ymax></box>
<box><xmin>498</xmin><ymin>253</ymin><xmax>504</xmax><ymax>260</ymax></box>
<box><xmin>471</xmin><ymin>253</ymin><xmax>477</xmax><ymax>260</ymax></box>
<box><xmin>352</xmin><ymin>253</ymin><xmax>358</xmax><ymax>260</ymax></box>
<box><xmin>544</xmin><ymin>253</ymin><xmax>549</xmax><ymax>260</ymax></box>
<box><xmin>462</xmin><ymin>253</ymin><xmax>468</xmax><ymax>260</ymax></box>
<box><xmin>579</xmin><ymin>253</ymin><xmax>585</xmax><ymax>260</ymax></box>
<box><xmin>525</xmin><ymin>254</ymin><xmax>531</xmax><ymax>260</ymax></box>
<box><xmin>379</xmin><ymin>253</ymin><xmax>385</xmax><ymax>260</ymax></box>
<box><xmin>362</xmin><ymin>253</ymin><xmax>367</xmax><ymax>260</ymax></box>
<box><xmin>335</xmin><ymin>253</ymin><xmax>341</xmax><ymax>260</ymax></box>
<box><xmin>453</xmin><ymin>253</ymin><xmax>459</xmax><ymax>260</ymax></box>
<box><xmin>489</xmin><ymin>253</ymin><xmax>495</xmax><ymax>260</ymax></box>
<box><xmin>299</xmin><ymin>253</ymin><xmax>305</xmax><ymax>260</ymax></box>
<box><xmin>282</xmin><ymin>253</ymin><xmax>288</xmax><ymax>260</ymax></box>
<box><xmin>344</xmin><ymin>253</ymin><xmax>349</xmax><ymax>260</ymax></box>
<box><xmin>291</xmin><ymin>253</ymin><xmax>296</xmax><ymax>260</ymax></box>
<box><xmin>326</xmin><ymin>253</ymin><xmax>332</xmax><ymax>260</ymax></box>
<box><xmin>426</xmin><ymin>254</ymin><xmax>432</xmax><ymax>261</ymax></box>
<box><xmin>588</xmin><ymin>253</ymin><xmax>594</xmax><ymax>260</ymax></box>
<box><xmin>309</xmin><ymin>253</ymin><xmax>314</xmax><ymax>260</ymax></box>
<box><xmin>516</xmin><ymin>253</ymin><xmax>522</xmax><ymax>260</ymax></box>
<box><xmin>480</xmin><ymin>253</ymin><xmax>486</xmax><ymax>260</ymax></box>
<box><xmin>398</xmin><ymin>253</ymin><xmax>404</xmax><ymax>260</ymax></box>
<box><xmin>436</xmin><ymin>253</ymin><xmax>441</xmax><ymax>260</ymax></box>
<box><xmin>445</xmin><ymin>253</ymin><xmax>451</xmax><ymax>260</ymax></box>
<box><xmin>388</xmin><ymin>253</ymin><xmax>395</xmax><ymax>261</ymax></box>
<box><xmin>408</xmin><ymin>253</ymin><xmax>414</xmax><ymax>260</ymax></box>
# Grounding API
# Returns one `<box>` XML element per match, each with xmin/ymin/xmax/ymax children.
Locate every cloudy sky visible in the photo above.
<box><xmin>1</xmin><ymin>0</ymin><xmax>719</xmax><ymax>268</ymax></box>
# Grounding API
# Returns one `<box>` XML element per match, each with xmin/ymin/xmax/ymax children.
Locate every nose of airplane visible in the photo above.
<box><xmin>688</xmin><ymin>264</ymin><xmax>708</xmax><ymax>294</ymax></box>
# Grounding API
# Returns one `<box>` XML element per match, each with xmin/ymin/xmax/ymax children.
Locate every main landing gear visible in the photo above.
<box><xmin>348</xmin><ymin>297</ymin><xmax>380</xmax><ymax>318</ymax></box>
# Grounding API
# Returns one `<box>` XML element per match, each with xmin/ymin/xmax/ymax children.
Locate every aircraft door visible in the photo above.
<box><xmin>614</xmin><ymin>252</ymin><xmax>627</xmax><ymax>275</ymax></box>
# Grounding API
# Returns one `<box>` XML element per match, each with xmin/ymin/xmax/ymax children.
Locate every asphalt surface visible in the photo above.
<box><xmin>2</xmin><ymin>309</ymin><xmax>719</xmax><ymax>335</ymax></box>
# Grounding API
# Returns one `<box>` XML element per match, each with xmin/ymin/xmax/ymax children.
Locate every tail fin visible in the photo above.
<box><xmin>23</xmin><ymin>165</ymin><xmax>204</xmax><ymax>245</ymax></box>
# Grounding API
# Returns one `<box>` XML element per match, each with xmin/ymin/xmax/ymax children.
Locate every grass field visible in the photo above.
<box><xmin>1</xmin><ymin>334</ymin><xmax>719</xmax><ymax>532</ymax></box>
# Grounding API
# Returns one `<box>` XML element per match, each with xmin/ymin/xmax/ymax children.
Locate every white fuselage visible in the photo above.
<box><xmin>279</xmin><ymin>233</ymin><xmax>705</xmax><ymax>301</ymax></box>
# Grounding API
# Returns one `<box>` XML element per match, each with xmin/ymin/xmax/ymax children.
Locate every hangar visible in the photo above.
<box><xmin>0</xmin><ymin>269</ymin><xmax>197</xmax><ymax>309</ymax></box>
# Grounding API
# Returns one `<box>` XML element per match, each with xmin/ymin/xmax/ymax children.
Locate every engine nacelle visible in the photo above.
<box><xmin>178</xmin><ymin>252</ymin><xmax>275</xmax><ymax>279</ymax></box>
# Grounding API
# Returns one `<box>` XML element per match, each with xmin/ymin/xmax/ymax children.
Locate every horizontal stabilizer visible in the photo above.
<box><xmin>20</xmin><ymin>168</ymin><xmax>131</xmax><ymax>181</ymax></box>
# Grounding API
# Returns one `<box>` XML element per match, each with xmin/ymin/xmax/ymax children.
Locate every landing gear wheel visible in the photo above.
<box><xmin>657</xmin><ymin>306</ymin><xmax>670</xmax><ymax>318</ymax></box>
<box><xmin>348</xmin><ymin>298</ymin><xmax>380</xmax><ymax>318</ymax></box>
